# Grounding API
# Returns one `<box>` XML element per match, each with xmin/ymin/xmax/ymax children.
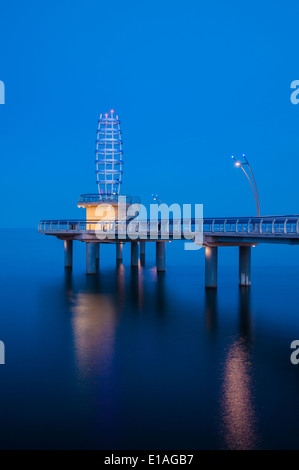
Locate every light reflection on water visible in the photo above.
<box><xmin>1</xmin><ymin>231</ymin><xmax>299</xmax><ymax>448</ymax></box>
<box><xmin>59</xmin><ymin>268</ymin><xmax>292</xmax><ymax>449</ymax></box>
<box><xmin>71</xmin><ymin>291</ymin><xmax>117</xmax><ymax>377</ymax></box>
<box><xmin>220</xmin><ymin>337</ymin><xmax>258</xmax><ymax>449</ymax></box>
<box><xmin>65</xmin><ymin>266</ymin><xmax>261</xmax><ymax>449</ymax></box>
<box><xmin>219</xmin><ymin>288</ymin><xmax>259</xmax><ymax>449</ymax></box>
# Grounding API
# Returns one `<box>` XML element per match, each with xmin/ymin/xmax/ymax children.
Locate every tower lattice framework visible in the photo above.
<box><xmin>95</xmin><ymin>110</ymin><xmax>123</xmax><ymax>196</ymax></box>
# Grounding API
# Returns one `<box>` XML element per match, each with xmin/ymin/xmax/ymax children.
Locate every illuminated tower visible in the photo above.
<box><xmin>96</xmin><ymin>110</ymin><xmax>123</xmax><ymax>197</ymax></box>
<box><xmin>78</xmin><ymin>110</ymin><xmax>140</xmax><ymax>226</ymax></box>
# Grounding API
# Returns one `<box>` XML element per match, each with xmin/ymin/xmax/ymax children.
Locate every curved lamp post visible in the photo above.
<box><xmin>232</xmin><ymin>154</ymin><xmax>260</xmax><ymax>217</ymax></box>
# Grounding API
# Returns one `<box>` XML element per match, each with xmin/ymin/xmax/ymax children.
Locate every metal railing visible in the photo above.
<box><xmin>78</xmin><ymin>194</ymin><xmax>141</xmax><ymax>204</ymax></box>
<box><xmin>203</xmin><ymin>216</ymin><xmax>299</xmax><ymax>235</ymax></box>
<box><xmin>38</xmin><ymin>216</ymin><xmax>299</xmax><ymax>237</ymax></box>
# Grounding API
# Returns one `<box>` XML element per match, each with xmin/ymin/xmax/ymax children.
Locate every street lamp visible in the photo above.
<box><xmin>231</xmin><ymin>154</ymin><xmax>260</xmax><ymax>217</ymax></box>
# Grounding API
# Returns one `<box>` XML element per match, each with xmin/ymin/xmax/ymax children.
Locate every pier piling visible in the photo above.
<box><xmin>156</xmin><ymin>241</ymin><xmax>166</xmax><ymax>272</ymax></box>
<box><xmin>64</xmin><ymin>240</ymin><xmax>73</xmax><ymax>269</ymax></box>
<box><xmin>86</xmin><ymin>242</ymin><xmax>97</xmax><ymax>274</ymax></box>
<box><xmin>205</xmin><ymin>246</ymin><xmax>218</xmax><ymax>289</ymax></box>
<box><xmin>131</xmin><ymin>241</ymin><xmax>139</xmax><ymax>267</ymax></box>
<box><xmin>140</xmin><ymin>241</ymin><xmax>145</xmax><ymax>266</ymax></box>
<box><xmin>239</xmin><ymin>246</ymin><xmax>251</xmax><ymax>286</ymax></box>
<box><xmin>116</xmin><ymin>242</ymin><xmax>123</xmax><ymax>262</ymax></box>
<box><xmin>95</xmin><ymin>243</ymin><xmax>100</xmax><ymax>272</ymax></box>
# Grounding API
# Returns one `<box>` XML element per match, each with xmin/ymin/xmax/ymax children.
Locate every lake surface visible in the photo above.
<box><xmin>0</xmin><ymin>229</ymin><xmax>298</xmax><ymax>449</ymax></box>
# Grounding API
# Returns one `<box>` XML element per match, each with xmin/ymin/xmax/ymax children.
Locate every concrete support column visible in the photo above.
<box><xmin>131</xmin><ymin>242</ymin><xmax>139</xmax><ymax>267</ymax></box>
<box><xmin>205</xmin><ymin>246</ymin><xmax>218</xmax><ymax>289</ymax></box>
<box><xmin>95</xmin><ymin>243</ymin><xmax>100</xmax><ymax>272</ymax></box>
<box><xmin>86</xmin><ymin>242</ymin><xmax>97</xmax><ymax>274</ymax></box>
<box><xmin>239</xmin><ymin>246</ymin><xmax>251</xmax><ymax>286</ymax></box>
<box><xmin>64</xmin><ymin>240</ymin><xmax>73</xmax><ymax>269</ymax></box>
<box><xmin>156</xmin><ymin>241</ymin><xmax>166</xmax><ymax>272</ymax></box>
<box><xmin>116</xmin><ymin>242</ymin><xmax>123</xmax><ymax>261</ymax></box>
<box><xmin>140</xmin><ymin>240</ymin><xmax>145</xmax><ymax>266</ymax></box>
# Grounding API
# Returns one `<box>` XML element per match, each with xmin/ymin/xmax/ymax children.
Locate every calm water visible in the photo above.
<box><xmin>0</xmin><ymin>230</ymin><xmax>299</xmax><ymax>449</ymax></box>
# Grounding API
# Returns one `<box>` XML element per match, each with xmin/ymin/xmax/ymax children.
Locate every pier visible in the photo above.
<box><xmin>39</xmin><ymin>215</ymin><xmax>299</xmax><ymax>288</ymax></box>
<box><xmin>39</xmin><ymin>110</ymin><xmax>299</xmax><ymax>288</ymax></box>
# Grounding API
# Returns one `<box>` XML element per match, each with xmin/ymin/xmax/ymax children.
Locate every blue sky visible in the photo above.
<box><xmin>1</xmin><ymin>0</ymin><xmax>299</xmax><ymax>228</ymax></box>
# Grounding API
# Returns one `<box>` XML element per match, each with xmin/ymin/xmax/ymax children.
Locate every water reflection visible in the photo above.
<box><xmin>116</xmin><ymin>262</ymin><xmax>125</xmax><ymax>307</ymax></box>
<box><xmin>138</xmin><ymin>267</ymin><xmax>144</xmax><ymax>310</ymax></box>
<box><xmin>239</xmin><ymin>287</ymin><xmax>252</xmax><ymax>339</ymax></box>
<box><xmin>220</xmin><ymin>288</ymin><xmax>258</xmax><ymax>449</ymax></box>
<box><xmin>7</xmin><ymin>230</ymin><xmax>299</xmax><ymax>449</ymax></box>
<box><xmin>220</xmin><ymin>338</ymin><xmax>258</xmax><ymax>449</ymax></box>
<box><xmin>205</xmin><ymin>289</ymin><xmax>217</xmax><ymax>334</ymax></box>
<box><xmin>70</xmin><ymin>279</ymin><xmax>117</xmax><ymax>378</ymax></box>
<box><xmin>130</xmin><ymin>267</ymin><xmax>140</xmax><ymax>308</ymax></box>
<box><xmin>64</xmin><ymin>268</ymin><xmax>73</xmax><ymax>301</ymax></box>
<box><xmin>65</xmin><ymin>266</ymin><xmax>259</xmax><ymax>448</ymax></box>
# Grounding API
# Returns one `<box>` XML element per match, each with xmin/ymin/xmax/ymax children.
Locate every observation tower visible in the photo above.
<box><xmin>78</xmin><ymin>110</ymin><xmax>140</xmax><ymax>225</ymax></box>
<box><xmin>96</xmin><ymin>110</ymin><xmax>123</xmax><ymax>196</ymax></box>
<box><xmin>39</xmin><ymin>109</ymin><xmax>167</xmax><ymax>274</ymax></box>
